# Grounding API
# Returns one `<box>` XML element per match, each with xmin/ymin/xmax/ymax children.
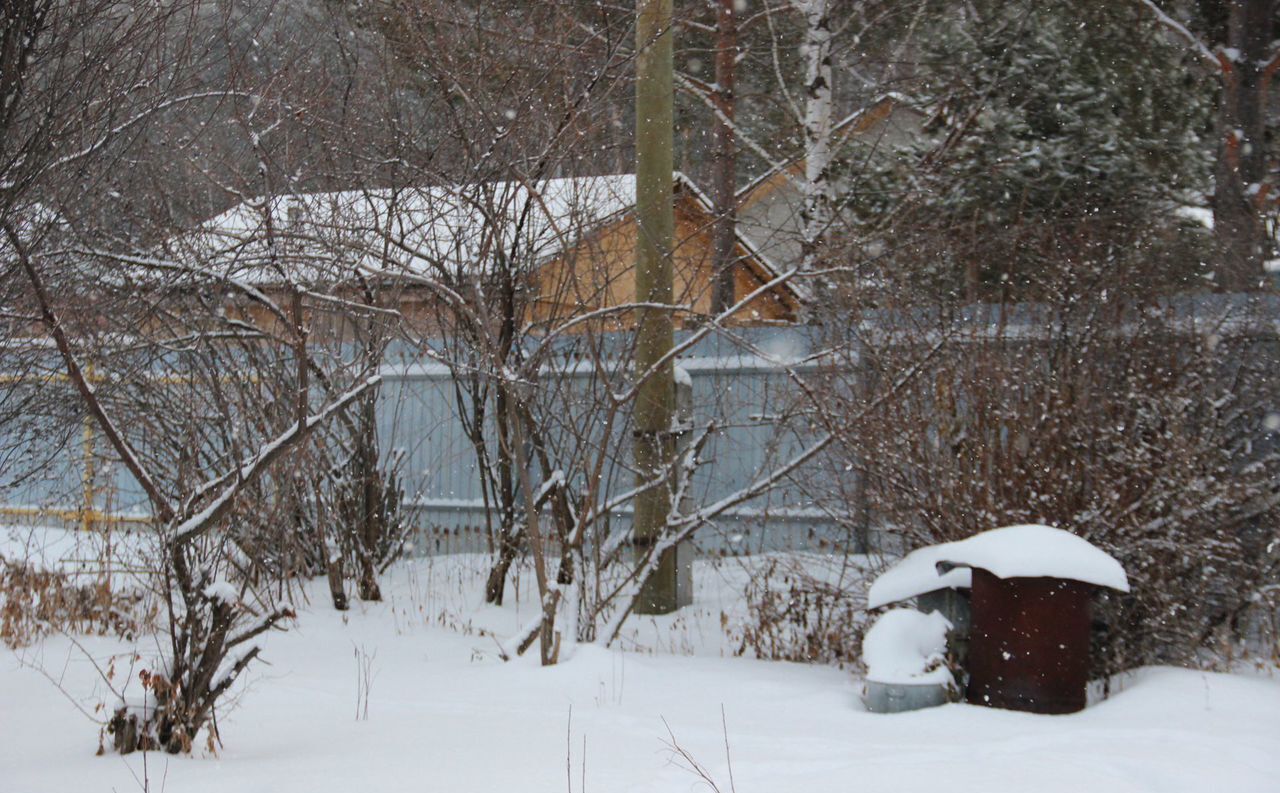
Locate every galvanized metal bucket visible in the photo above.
<box><xmin>863</xmin><ymin>679</ymin><xmax>953</xmax><ymax>714</ymax></box>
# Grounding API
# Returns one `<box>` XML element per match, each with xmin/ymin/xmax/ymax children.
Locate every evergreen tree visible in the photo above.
<box><xmin>848</xmin><ymin>0</ymin><xmax>1215</xmax><ymax>302</ymax></box>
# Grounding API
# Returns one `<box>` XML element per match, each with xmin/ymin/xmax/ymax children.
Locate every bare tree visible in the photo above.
<box><xmin>709</xmin><ymin>0</ymin><xmax>740</xmax><ymax>314</ymax></box>
<box><xmin>0</xmin><ymin>0</ymin><xmax>415</xmax><ymax>752</ymax></box>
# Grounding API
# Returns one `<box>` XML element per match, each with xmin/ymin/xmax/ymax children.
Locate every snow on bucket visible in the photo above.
<box><xmin>861</xmin><ymin>608</ymin><xmax>956</xmax><ymax>713</ymax></box>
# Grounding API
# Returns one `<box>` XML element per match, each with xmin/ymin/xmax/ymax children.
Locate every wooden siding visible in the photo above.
<box><xmin>527</xmin><ymin>195</ymin><xmax>798</xmax><ymax>330</ymax></box>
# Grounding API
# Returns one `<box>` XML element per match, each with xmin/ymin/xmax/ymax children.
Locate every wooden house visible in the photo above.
<box><xmin>169</xmin><ymin>173</ymin><xmax>802</xmax><ymax>341</ymax></box>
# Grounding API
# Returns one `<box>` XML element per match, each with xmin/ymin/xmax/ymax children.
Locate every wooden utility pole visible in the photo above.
<box><xmin>710</xmin><ymin>0</ymin><xmax>739</xmax><ymax>315</ymax></box>
<box><xmin>633</xmin><ymin>0</ymin><xmax>679</xmax><ymax>614</ymax></box>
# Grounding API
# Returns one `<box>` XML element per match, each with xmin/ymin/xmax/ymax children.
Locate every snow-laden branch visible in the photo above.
<box><xmin>497</xmin><ymin>610</ymin><xmax>547</xmax><ymax>661</ymax></box>
<box><xmin>1138</xmin><ymin>0</ymin><xmax>1221</xmax><ymax>69</ymax></box>
<box><xmin>592</xmin><ymin>424</ymin><xmax>718</xmax><ymax>566</ymax></box>
<box><xmin>675</xmin><ymin>71</ymin><xmax>793</xmax><ymax>180</ymax></box>
<box><xmin>297</xmin><ymin>288</ymin><xmax>404</xmax><ymax>319</ymax></box>
<box><xmin>595</xmin><ymin>423</ymin><xmax>820</xmax><ymax>647</ymax></box>
<box><xmin>611</xmin><ymin>266</ymin><xmax>799</xmax><ymax>404</ymax></box>
<box><xmin>597</xmin><ymin>334</ymin><xmax>949</xmax><ymax>646</ymax></box>
<box><xmin>763</xmin><ymin>0</ymin><xmax>804</xmax><ymax>122</ymax></box>
<box><xmin>579</xmin><ymin>473</ymin><xmax>669</xmax><ymax>550</ymax></box>
<box><xmin>347</xmin><ymin>239</ymin><xmax>485</xmax><ymax>328</ymax></box>
<box><xmin>7</xmin><ymin>223</ymin><xmax>178</xmax><ymax>522</ymax></box>
<box><xmin>45</xmin><ymin>91</ymin><xmax>250</xmax><ymax>175</ymax></box>
<box><xmin>522</xmin><ymin>301</ymin><xmax>693</xmax><ymax>362</ymax></box>
<box><xmin>170</xmin><ymin>374</ymin><xmax>382</xmax><ymax>546</ymax></box>
<box><xmin>67</xmin><ymin>247</ymin><xmax>300</xmax><ymax>338</ymax></box>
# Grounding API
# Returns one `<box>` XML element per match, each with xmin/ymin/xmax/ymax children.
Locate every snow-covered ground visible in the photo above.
<box><xmin>2</xmin><ymin>538</ymin><xmax>1278</xmax><ymax>793</ymax></box>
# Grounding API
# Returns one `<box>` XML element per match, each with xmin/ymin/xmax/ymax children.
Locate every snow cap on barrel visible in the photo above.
<box><xmin>868</xmin><ymin>524</ymin><xmax>1128</xmax><ymax>609</ymax></box>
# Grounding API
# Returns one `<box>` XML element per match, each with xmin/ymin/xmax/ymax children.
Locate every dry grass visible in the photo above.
<box><xmin>0</xmin><ymin>558</ymin><xmax>156</xmax><ymax>649</ymax></box>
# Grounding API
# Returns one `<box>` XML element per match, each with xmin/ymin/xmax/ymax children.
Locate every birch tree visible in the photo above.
<box><xmin>674</xmin><ymin>0</ymin><xmax>898</xmax><ymax>306</ymax></box>
<box><xmin>795</xmin><ymin>0</ymin><xmax>835</xmax><ymax>281</ymax></box>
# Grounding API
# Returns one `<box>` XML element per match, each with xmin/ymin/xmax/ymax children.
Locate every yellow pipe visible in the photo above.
<box><xmin>81</xmin><ymin>366</ymin><xmax>96</xmax><ymax>533</ymax></box>
<box><xmin>2</xmin><ymin>364</ymin><xmax>256</xmax><ymax>533</ymax></box>
<box><xmin>0</xmin><ymin>505</ymin><xmax>153</xmax><ymax>525</ymax></box>
<box><xmin>0</xmin><ymin>372</ymin><xmax>258</xmax><ymax>385</ymax></box>
<box><xmin>0</xmin><ymin>373</ymin><xmax>78</xmax><ymax>385</ymax></box>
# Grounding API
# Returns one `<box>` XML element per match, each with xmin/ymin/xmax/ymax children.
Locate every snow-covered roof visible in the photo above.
<box><xmin>868</xmin><ymin>524</ymin><xmax>1129</xmax><ymax>609</ymax></box>
<box><xmin>867</xmin><ymin>548</ymin><xmax>972</xmax><ymax>610</ymax></box>
<box><xmin>168</xmin><ymin>174</ymin><xmax>639</xmax><ymax>287</ymax></box>
<box><xmin>167</xmin><ymin>173</ymin><xmax>795</xmax><ymax>297</ymax></box>
<box><xmin>936</xmin><ymin>525</ymin><xmax>1129</xmax><ymax>590</ymax></box>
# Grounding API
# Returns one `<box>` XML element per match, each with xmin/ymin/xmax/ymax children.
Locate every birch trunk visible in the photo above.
<box><xmin>798</xmin><ymin>0</ymin><xmax>834</xmax><ymax>285</ymax></box>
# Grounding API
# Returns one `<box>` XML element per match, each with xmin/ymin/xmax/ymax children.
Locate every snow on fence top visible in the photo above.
<box><xmin>868</xmin><ymin>524</ymin><xmax>1129</xmax><ymax>609</ymax></box>
<box><xmin>861</xmin><ymin>608</ymin><xmax>953</xmax><ymax>686</ymax></box>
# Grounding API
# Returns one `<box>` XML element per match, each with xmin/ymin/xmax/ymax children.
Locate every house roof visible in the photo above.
<box><xmin>168</xmin><ymin>174</ymin><xmax>640</xmax><ymax>286</ymax></box>
<box><xmin>168</xmin><ymin>173</ymin><xmax>799</xmax><ymax>304</ymax></box>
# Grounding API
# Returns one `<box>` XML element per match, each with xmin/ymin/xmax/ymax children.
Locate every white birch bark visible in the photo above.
<box><xmin>797</xmin><ymin>0</ymin><xmax>834</xmax><ymax>281</ymax></box>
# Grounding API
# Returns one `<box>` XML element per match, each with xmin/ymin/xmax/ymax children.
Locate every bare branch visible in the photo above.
<box><xmin>1138</xmin><ymin>0</ymin><xmax>1220</xmax><ymax>70</ymax></box>
<box><xmin>7</xmin><ymin>222</ymin><xmax>178</xmax><ymax>522</ymax></box>
<box><xmin>171</xmin><ymin>374</ymin><xmax>383</xmax><ymax>546</ymax></box>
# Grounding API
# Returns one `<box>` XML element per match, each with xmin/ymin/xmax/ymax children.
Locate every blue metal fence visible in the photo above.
<box><xmin>0</xmin><ymin>326</ymin><xmax>860</xmax><ymax>555</ymax></box>
<box><xmin>10</xmin><ymin>294</ymin><xmax>1273</xmax><ymax>555</ymax></box>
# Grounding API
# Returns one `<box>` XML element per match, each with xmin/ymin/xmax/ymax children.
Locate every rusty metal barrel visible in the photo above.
<box><xmin>964</xmin><ymin>568</ymin><xmax>1093</xmax><ymax>714</ymax></box>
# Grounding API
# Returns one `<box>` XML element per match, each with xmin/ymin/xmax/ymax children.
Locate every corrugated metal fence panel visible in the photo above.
<box><xmin>374</xmin><ymin>326</ymin><xmax>852</xmax><ymax>554</ymax></box>
<box><xmin>8</xmin><ymin>297</ymin><xmax>1279</xmax><ymax>553</ymax></box>
<box><xmin>0</xmin><ymin>326</ymin><xmax>856</xmax><ymax>552</ymax></box>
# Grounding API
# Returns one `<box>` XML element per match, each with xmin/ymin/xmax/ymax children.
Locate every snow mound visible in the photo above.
<box><xmin>862</xmin><ymin>608</ymin><xmax>953</xmax><ymax>686</ymax></box>
<box><xmin>868</xmin><ymin>524</ymin><xmax>1128</xmax><ymax>609</ymax></box>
